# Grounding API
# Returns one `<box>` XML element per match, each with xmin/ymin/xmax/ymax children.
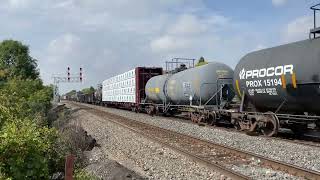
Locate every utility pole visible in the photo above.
<box><xmin>52</xmin><ymin>67</ymin><xmax>83</xmax><ymax>103</ymax></box>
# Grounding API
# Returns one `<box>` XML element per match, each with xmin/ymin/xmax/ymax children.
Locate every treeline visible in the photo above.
<box><xmin>0</xmin><ymin>40</ymin><xmax>64</xmax><ymax>179</ymax></box>
<box><xmin>65</xmin><ymin>86</ymin><xmax>95</xmax><ymax>97</ymax></box>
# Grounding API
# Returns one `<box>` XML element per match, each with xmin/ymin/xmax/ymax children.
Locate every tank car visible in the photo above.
<box><xmin>146</xmin><ymin>62</ymin><xmax>235</xmax><ymax>116</ymax></box>
<box><xmin>233</xmin><ymin>38</ymin><xmax>320</xmax><ymax>136</ymax></box>
<box><xmin>234</xmin><ymin>38</ymin><xmax>320</xmax><ymax>113</ymax></box>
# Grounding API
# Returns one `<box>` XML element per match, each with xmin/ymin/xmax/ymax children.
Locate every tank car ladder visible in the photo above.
<box><xmin>310</xmin><ymin>3</ymin><xmax>320</xmax><ymax>39</ymax></box>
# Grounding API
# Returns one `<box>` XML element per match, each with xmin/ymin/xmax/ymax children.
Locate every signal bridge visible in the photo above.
<box><xmin>52</xmin><ymin>75</ymin><xmax>82</xmax><ymax>83</ymax></box>
<box><xmin>52</xmin><ymin>67</ymin><xmax>83</xmax><ymax>103</ymax></box>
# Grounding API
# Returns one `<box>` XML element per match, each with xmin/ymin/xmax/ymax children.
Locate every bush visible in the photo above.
<box><xmin>0</xmin><ymin>40</ymin><xmax>65</xmax><ymax>179</ymax></box>
<box><xmin>74</xmin><ymin>169</ymin><xmax>99</xmax><ymax>180</ymax></box>
<box><xmin>0</xmin><ymin>78</ymin><xmax>53</xmax><ymax>128</ymax></box>
<box><xmin>0</xmin><ymin>119</ymin><xmax>58</xmax><ymax>179</ymax></box>
<box><xmin>0</xmin><ymin>104</ymin><xmax>11</xmax><ymax>129</ymax></box>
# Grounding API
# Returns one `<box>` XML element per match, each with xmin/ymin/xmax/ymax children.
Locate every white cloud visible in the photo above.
<box><xmin>272</xmin><ymin>0</ymin><xmax>287</xmax><ymax>7</ymax></box>
<box><xmin>0</xmin><ymin>0</ymin><xmax>39</xmax><ymax>9</ymax></box>
<box><xmin>9</xmin><ymin>0</ymin><xmax>29</xmax><ymax>8</ymax></box>
<box><xmin>168</xmin><ymin>14</ymin><xmax>207</xmax><ymax>35</ymax></box>
<box><xmin>0</xmin><ymin>0</ymin><xmax>271</xmax><ymax>93</ymax></box>
<box><xmin>150</xmin><ymin>35</ymin><xmax>192</xmax><ymax>53</ymax></box>
<box><xmin>150</xmin><ymin>13</ymin><xmax>230</xmax><ymax>54</ymax></box>
<box><xmin>283</xmin><ymin>16</ymin><xmax>313</xmax><ymax>42</ymax></box>
<box><xmin>47</xmin><ymin>33</ymin><xmax>81</xmax><ymax>58</ymax></box>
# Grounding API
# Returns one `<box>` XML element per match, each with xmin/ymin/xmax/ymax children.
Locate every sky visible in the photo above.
<box><xmin>0</xmin><ymin>0</ymin><xmax>318</xmax><ymax>93</ymax></box>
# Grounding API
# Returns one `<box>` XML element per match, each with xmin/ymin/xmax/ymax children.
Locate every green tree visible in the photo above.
<box><xmin>0</xmin><ymin>78</ymin><xmax>52</xmax><ymax>124</ymax></box>
<box><xmin>195</xmin><ymin>56</ymin><xmax>208</xmax><ymax>67</ymax></box>
<box><xmin>0</xmin><ymin>40</ymin><xmax>39</xmax><ymax>81</ymax></box>
<box><xmin>81</xmin><ymin>86</ymin><xmax>95</xmax><ymax>94</ymax></box>
<box><xmin>0</xmin><ymin>40</ymin><xmax>65</xmax><ymax>179</ymax></box>
<box><xmin>66</xmin><ymin>90</ymin><xmax>77</xmax><ymax>96</ymax></box>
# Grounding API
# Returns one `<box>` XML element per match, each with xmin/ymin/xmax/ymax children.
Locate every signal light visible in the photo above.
<box><xmin>67</xmin><ymin>67</ymin><xmax>71</xmax><ymax>82</ymax></box>
<box><xmin>80</xmin><ymin>67</ymin><xmax>83</xmax><ymax>82</ymax></box>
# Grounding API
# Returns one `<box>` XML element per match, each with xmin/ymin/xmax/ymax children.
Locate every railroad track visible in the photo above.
<box><xmin>151</xmin><ymin>112</ymin><xmax>320</xmax><ymax>149</ymax></box>
<box><xmin>71</xmin><ymin>102</ymin><xmax>320</xmax><ymax>180</ymax></box>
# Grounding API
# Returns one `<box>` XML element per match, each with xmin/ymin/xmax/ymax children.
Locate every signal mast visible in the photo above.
<box><xmin>52</xmin><ymin>67</ymin><xmax>83</xmax><ymax>103</ymax></box>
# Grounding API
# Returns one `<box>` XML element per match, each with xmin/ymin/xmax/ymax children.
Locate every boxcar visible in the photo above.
<box><xmin>102</xmin><ymin>67</ymin><xmax>163</xmax><ymax>111</ymax></box>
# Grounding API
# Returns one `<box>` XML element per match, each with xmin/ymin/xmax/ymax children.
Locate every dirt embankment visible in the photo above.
<box><xmin>53</xmin><ymin>103</ymin><xmax>145</xmax><ymax>180</ymax></box>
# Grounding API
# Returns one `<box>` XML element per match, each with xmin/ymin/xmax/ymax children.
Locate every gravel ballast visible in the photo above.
<box><xmin>68</xmin><ymin>104</ymin><xmax>224</xmax><ymax>179</ymax></box>
<box><xmin>83</xmin><ymin>103</ymin><xmax>320</xmax><ymax>172</ymax></box>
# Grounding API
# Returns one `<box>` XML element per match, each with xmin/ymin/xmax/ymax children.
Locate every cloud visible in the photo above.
<box><xmin>150</xmin><ymin>35</ymin><xmax>192</xmax><ymax>53</ymax></box>
<box><xmin>168</xmin><ymin>14</ymin><xmax>207</xmax><ymax>35</ymax></box>
<box><xmin>272</xmin><ymin>0</ymin><xmax>287</xmax><ymax>7</ymax></box>
<box><xmin>150</xmin><ymin>13</ymin><xmax>230</xmax><ymax>54</ymax></box>
<box><xmin>283</xmin><ymin>16</ymin><xmax>313</xmax><ymax>42</ymax></box>
<box><xmin>8</xmin><ymin>0</ymin><xmax>31</xmax><ymax>8</ymax></box>
<box><xmin>0</xmin><ymin>0</ymin><xmax>272</xmax><ymax>93</ymax></box>
<box><xmin>47</xmin><ymin>33</ymin><xmax>81</xmax><ymax>62</ymax></box>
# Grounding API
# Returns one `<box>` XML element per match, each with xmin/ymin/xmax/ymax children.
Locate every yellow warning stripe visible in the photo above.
<box><xmin>235</xmin><ymin>80</ymin><xmax>242</xmax><ymax>97</ymax></box>
<box><xmin>281</xmin><ymin>74</ymin><xmax>286</xmax><ymax>89</ymax></box>
<box><xmin>292</xmin><ymin>72</ymin><xmax>297</xmax><ymax>88</ymax></box>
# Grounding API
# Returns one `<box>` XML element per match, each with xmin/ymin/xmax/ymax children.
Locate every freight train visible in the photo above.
<box><xmin>67</xmin><ymin>9</ymin><xmax>320</xmax><ymax>137</ymax></box>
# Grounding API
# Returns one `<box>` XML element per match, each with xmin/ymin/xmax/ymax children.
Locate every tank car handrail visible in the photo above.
<box><xmin>199</xmin><ymin>82</ymin><xmax>217</xmax><ymax>106</ymax></box>
<box><xmin>311</xmin><ymin>3</ymin><xmax>320</xmax><ymax>10</ymax></box>
<box><xmin>199</xmin><ymin>78</ymin><xmax>233</xmax><ymax>107</ymax></box>
<box><xmin>275</xmin><ymin>99</ymin><xmax>287</xmax><ymax>114</ymax></box>
<box><xmin>201</xmin><ymin>84</ymin><xmax>224</xmax><ymax>106</ymax></box>
<box><xmin>310</xmin><ymin>3</ymin><xmax>320</xmax><ymax>38</ymax></box>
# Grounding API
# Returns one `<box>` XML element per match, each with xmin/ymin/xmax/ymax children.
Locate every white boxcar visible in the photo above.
<box><xmin>102</xmin><ymin>69</ymin><xmax>136</xmax><ymax>103</ymax></box>
<box><xmin>102</xmin><ymin>67</ymin><xmax>163</xmax><ymax>106</ymax></box>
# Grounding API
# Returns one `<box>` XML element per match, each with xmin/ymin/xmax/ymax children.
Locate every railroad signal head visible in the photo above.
<box><xmin>67</xmin><ymin>67</ymin><xmax>71</xmax><ymax>82</ymax></box>
<box><xmin>79</xmin><ymin>67</ymin><xmax>83</xmax><ymax>82</ymax></box>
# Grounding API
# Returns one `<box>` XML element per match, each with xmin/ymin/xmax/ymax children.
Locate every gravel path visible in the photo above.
<box><xmin>82</xmin><ymin>103</ymin><xmax>320</xmax><ymax>172</ymax></box>
<box><xmin>68</xmin><ymin>104</ymin><xmax>224</xmax><ymax>180</ymax></box>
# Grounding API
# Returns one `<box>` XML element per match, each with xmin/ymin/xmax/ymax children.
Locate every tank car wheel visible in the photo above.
<box><xmin>191</xmin><ymin>113</ymin><xmax>199</xmax><ymax>123</ymax></box>
<box><xmin>207</xmin><ymin>112</ymin><xmax>217</xmax><ymax>126</ymax></box>
<box><xmin>147</xmin><ymin>106</ymin><xmax>155</xmax><ymax>116</ymax></box>
<box><xmin>260</xmin><ymin>113</ymin><xmax>279</xmax><ymax>137</ymax></box>
<box><xmin>232</xmin><ymin>119</ymin><xmax>242</xmax><ymax>130</ymax></box>
<box><xmin>190</xmin><ymin>113</ymin><xmax>196</xmax><ymax>123</ymax></box>
<box><xmin>155</xmin><ymin>106</ymin><xmax>160</xmax><ymax>116</ymax></box>
<box><xmin>199</xmin><ymin>115</ymin><xmax>205</xmax><ymax>123</ymax></box>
